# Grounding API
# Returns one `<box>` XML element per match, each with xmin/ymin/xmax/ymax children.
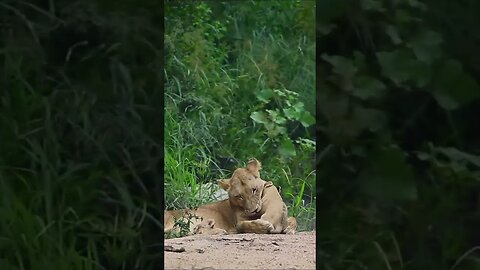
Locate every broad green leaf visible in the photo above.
<box><xmin>406</xmin><ymin>0</ymin><xmax>427</xmax><ymax>10</ymax></box>
<box><xmin>385</xmin><ymin>25</ymin><xmax>402</xmax><ymax>45</ymax></box>
<box><xmin>250</xmin><ymin>111</ymin><xmax>269</xmax><ymax>124</ymax></box>
<box><xmin>268</xmin><ymin>125</ymin><xmax>287</xmax><ymax>137</ymax></box>
<box><xmin>293</xmin><ymin>102</ymin><xmax>305</xmax><ymax>113</ymax></box>
<box><xmin>353</xmin><ymin>107</ymin><xmax>387</xmax><ymax>132</ymax></box>
<box><xmin>432</xmin><ymin>59</ymin><xmax>480</xmax><ymax>110</ymax></box>
<box><xmin>274</xmin><ymin>116</ymin><xmax>287</xmax><ymax>124</ymax></box>
<box><xmin>353</xmin><ymin>76</ymin><xmax>387</xmax><ymax>100</ymax></box>
<box><xmin>266</xmin><ymin>109</ymin><xmax>278</xmax><ymax>119</ymax></box>
<box><xmin>415</xmin><ymin>151</ymin><xmax>431</xmax><ymax>161</ymax></box>
<box><xmin>255</xmin><ymin>89</ymin><xmax>274</xmax><ymax>102</ymax></box>
<box><xmin>377</xmin><ymin>50</ymin><xmax>412</xmax><ymax>85</ymax></box>
<box><xmin>361</xmin><ymin>0</ymin><xmax>385</xmax><ymax>11</ymax></box>
<box><xmin>434</xmin><ymin>147</ymin><xmax>480</xmax><ymax>168</ymax></box>
<box><xmin>278</xmin><ymin>138</ymin><xmax>296</xmax><ymax>157</ymax></box>
<box><xmin>377</xmin><ymin>50</ymin><xmax>432</xmax><ymax>87</ymax></box>
<box><xmin>322</xmin><ymin>54</ymin><xmax>357</xmax><ymax>78</ymax></box>
<box><xmin>408</xmin><ymin>30</ymin><xmax>443</xmax><ymax>63</ymax></box>
<box><xmin>360</xmin><ymin>146</ymin><xmax>417</xmax><ymax>202</ymax></box>
<box><xmin>299</xmin><ymin>112</ymin><xmax>315</xmax><ymax>127</ymax></box>
<box><xmin>267</xmin><ymin>109</ymin><xmax>287</xmax><ymax>124</ymax></box>
<box><xmin>317</xmin><ymin>23</ymin><xmax>336</xmax><ymax>35</ymax></box>
<box><xmin>283</xmin><ymin>107</ymin><xmax>301</xmax><ymax>120</ymax></box>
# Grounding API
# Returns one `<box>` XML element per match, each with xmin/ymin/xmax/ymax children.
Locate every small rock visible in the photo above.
<box><xmin>164</xmin><ymin>245</ymin><xmax>185</xmax><ymax>253</ymax></box>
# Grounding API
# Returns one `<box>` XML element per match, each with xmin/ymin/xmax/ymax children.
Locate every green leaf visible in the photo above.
<box><xmin>317</xmin><ymin>23</ymin><xmax>336</xmax><ymax>35</ymax></box>
<box><xmin>278</xmin><ymin>138</ymin><xmax>296</xmax><ymax>157</ymax></box>
<box><xmin>322</xmin><ymin>54</ymin><xmax>357</xmax><ymax>78</ymax></box>
<box><xmin>377</xmin><ymin>50</ymin><xmax>412</xmax><ymax>85</ymax></box>
<box><xmin>361</xmin><ymin>0</ymin><xmax>385</xmax><ymax>11</ymax></box>
<box><xmin>361</xmin><ymin>146</ymin><xmax>417</xmax><ymax>202</ymax></box>
<box><xmin>353</xmin><ymin>107</ymin><xmax>387</xmax><ymax>133</ymax></box>
<box><xmin>434</xmin><ymin>147</ymin><xmax>480</xmax><ymax>168</ymax></box>
<box><xmin>432</xmin><ymin>59</ymin><xmax>480</xmax><ymax>110</ymax></box>
<box><xmin>293</xmin><ymin>102</ymin><xmax>305</xmax><ymax>113</ymax></box>
<box><xmin>268</xmin><ymin>125</ymin><xmax>287</xmax><ymax>137</ymax></box>
<box><xmin>377</xmin><ymin>50</ymin><xmax>432</xmax><ymax>87</ymax></box>
<box><xmin>299</xmin><ymin>112</ymin><xmax>315</xmax><ymax>127</ymax></box>
<box><xmin>408</xmin><ymin>30</ymin><xmax>443</xmax><ymax>63</ymax></box>
<box><xmin>275</xmin><ymin>116</ymin><xmax>287</xmax><ymax>125</ymax></box>
<box><xmin>283</xmin><ymin>107</ymin><xmax>300</xmax><ymax>120</ymax></box>
<box><xmin>385</xmin><ymin>25</ymin><xmax>402</xmax><ymax>45</ymax></box>
<box><xmin>255</xmin><ymin>89</ymin><xmax>274</xmax><ymax>102</ymax></box>
<box><xmin>406</xmin><ymin>0</ymin><xmax>427</xmax><ymax>10</ymax></box>
<box><xmin>267</xmin><ymin>109</ymin><xmax>287</xmax><ymax>124</ymax></box>
<box><xmin>250</xmin><ymin>111</ymin><xmax>269</xmax><ymax>124</ymax></box>
<box><xmin>353</xmin><ymin>76</ymin><xmax>387</xmax><ymax>100</ymax></box>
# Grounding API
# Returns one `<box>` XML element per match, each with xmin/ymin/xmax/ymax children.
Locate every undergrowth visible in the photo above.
<box><xmin>0</xmin><ymin>0</ymin><xmax>162</xmax><ymax>268</ymax></box>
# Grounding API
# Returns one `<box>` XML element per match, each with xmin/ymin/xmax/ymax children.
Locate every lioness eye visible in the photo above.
<box><xmin>236</xmin><ymin>195</ymin><xmax>243</xmax><ymax>200</ymax></box>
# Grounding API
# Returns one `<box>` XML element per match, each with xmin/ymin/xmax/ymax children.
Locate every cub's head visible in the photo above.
<box><xmin>218</xmin><ymin>158</ymin><xmax>266</xmax><ymax>215</ymax></box>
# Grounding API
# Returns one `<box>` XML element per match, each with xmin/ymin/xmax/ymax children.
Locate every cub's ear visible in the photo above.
<box><xmin>206</xmin><ymin>219</ymin><xmax>215</xmax><ymax>228</ymax></box>
<box><xmin>217</xmin><ymin>179</ymin><xmax>231</xmax><ymax>191</ymax></box>
<box><xmin>246</xmin><ymin>158</ymin><xmax>262</xmax><ymax>174</ymax></box>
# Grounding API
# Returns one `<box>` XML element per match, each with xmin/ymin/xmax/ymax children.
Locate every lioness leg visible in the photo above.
<box><xmin>236</xmin><ymin>219</ymin><xmax>274</xmax><ymax>233</ymax></box>
<box><xmin>256</xmin><ymin>203</ymin><xmax>289</xmax><ymax>234</ymax></box>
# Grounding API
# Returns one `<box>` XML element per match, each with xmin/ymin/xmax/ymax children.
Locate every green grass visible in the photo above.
<box><xmin>0</xmin><ymin>0</ymin><xmax>163</xmax><ymax>268</ymax></box>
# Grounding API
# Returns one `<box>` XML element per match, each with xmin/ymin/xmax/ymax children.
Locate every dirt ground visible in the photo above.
<box><xmin>164</xmin><ymin>231</ymin><xmax>316</xmax><ymax>270</ymax></box>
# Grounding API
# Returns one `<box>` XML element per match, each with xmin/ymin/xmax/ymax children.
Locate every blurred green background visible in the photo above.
<box><xmin>317</xmin><ymin>0</ymin><xmax>480</xmax><ymax>269</ymax></box>
<box><xmin>164</xmin><ymin>0</ymin><xmax>316</xmax><ymax>233</ymax></box>
<box><xmin>0</xmin><ymin>0</ymin><xmax>162</xmax><ymax>268</ymax></box>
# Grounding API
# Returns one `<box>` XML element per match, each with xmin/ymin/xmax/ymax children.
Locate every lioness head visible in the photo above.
<box><xmin>218</xmin><ymin>158</ymin><xmax>266</xmax><ymax>215</ymax></box>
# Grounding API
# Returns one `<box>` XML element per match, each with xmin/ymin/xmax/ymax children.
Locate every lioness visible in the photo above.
<box><xmin>164</xmin><ymin>158</ymin><xmax>297</xmax><ymax>236</ymax></box>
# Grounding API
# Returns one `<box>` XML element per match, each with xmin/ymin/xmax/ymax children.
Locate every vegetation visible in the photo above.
<box><xmin>317</xmin><ymin>0</ymin><xmax>480</xmax><ymax>269</ymax></box>
<box><xmin>0</xmin><ymin>0</ymin><xmax>162</xmax><ymax>268</ymax></box>
<box><xmin>164</xmin><ymin>0</ymin><xmax>316</xmax><ymax>234</ymax></box>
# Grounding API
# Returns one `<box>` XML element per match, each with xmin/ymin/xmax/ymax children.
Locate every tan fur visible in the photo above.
<box><xmin>164</xmin><ymin>158</ymin><xmax>297</xmax><ymax>236</ymax></box>
<box><xmin>193</xmin><ymin>219</ymin><xmax>227</xmax><ymax>235</ymax></box>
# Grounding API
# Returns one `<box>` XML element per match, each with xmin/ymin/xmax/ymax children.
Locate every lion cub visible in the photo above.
<box><xmin>193</xmin><ymin>219</ymin><xmax>228</xmax><ymax>235</ymax></box>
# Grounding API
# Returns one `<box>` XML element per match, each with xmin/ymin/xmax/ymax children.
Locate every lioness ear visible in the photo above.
<box><xmin>217</xmin><ymin>179</ymin><xmax>231</xmax><ymax>191</ymax></box>
<box><xmin>246</xmin><ymin>158</ymin><xmax>262</xmax><ymax>174</ymax></box>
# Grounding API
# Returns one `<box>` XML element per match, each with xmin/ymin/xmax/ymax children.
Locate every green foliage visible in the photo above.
<box><xmin>318</xmin><ymin>0</ymin><xmax>480</xmax><ymax>268</ymax></box>
<box><xmin>250</xmin><ymin>88</ymin><xmax>315</xmax><ymax>158</ymax></box>
<box><xmin>164</xmin><ymin>0</ymin><xmax>316</xmax><ymax>234</ymax></box>
<box><xmin>164</xmin><ymin>212</ymin><xmax>203</xmax><ymax>239</ymax></box>
<box><xmin>0</xmin><ymin>0</ymin><xmax>162</xmax><ymax>268</ymax></box>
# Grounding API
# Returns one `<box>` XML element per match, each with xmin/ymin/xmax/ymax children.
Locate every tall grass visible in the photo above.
<box><xmin>1</xmin><ymin>0</ymin><xmax>163</xmax><ymax>268</ymax></box>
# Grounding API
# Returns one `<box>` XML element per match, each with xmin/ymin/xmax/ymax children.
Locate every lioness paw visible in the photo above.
<box><xmin>237</xmin><ymin>219</ymin><xmax>274</xmax><ymax>234</ymax></box>
<box><xmin>256</xmin><ymin>219</ymin><xmax>274</xmax><ymax>232</ymax></box>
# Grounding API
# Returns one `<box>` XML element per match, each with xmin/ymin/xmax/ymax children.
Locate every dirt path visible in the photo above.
<box><xmin>164</xmin><ymin>231</ymin><xmax>316</xmax><ymax>270</ymax></box>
